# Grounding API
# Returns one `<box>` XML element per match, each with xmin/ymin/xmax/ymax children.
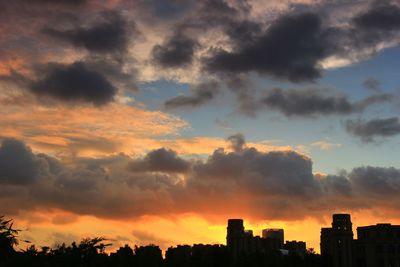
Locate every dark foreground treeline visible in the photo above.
<box><xmin>0</xmin><ymin>216</ymin><xmax>323</xmax><ymax>267</ymax></box>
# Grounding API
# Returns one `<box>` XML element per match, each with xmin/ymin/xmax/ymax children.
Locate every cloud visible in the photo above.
<box><xmin>346</xmin><ymin>117</ymin><xmax>400</xmax><ymax>142</ymax></box>
<box><xmin>29</xmin><ymin>62</ymin><xmax>117</xmax><ymax>105</ymax></box>
<box><xmin>204</xmin><ymin>12</ymin><xmax>327</xmax><ymax>82</ymax></box>
<box><xmin>350</xmin><ymin>166</ymin><xmax>400</xmax><ymax>196</ymax></box>
<box><xmin>29</xmin><ymin>0</ymin><xmax>86</xmax><ymax>5</ymax></box>
<box><xmin>129</xmin><ymin>148</ymin><xmax>191</xmax><ymax>173</ymax></box>
<box><xmin>0</xmin><ymin>138</ymin><xmax>40</xmax><ymax>184</ymax></box>
<box><xmin>0</xmin><ymin>103</ymin><xmax>188</xmax><ymax>157</ymax></box>
<box><xmin>2</xmin><ymin>0</ymin><xmax>400</xmax><ymax>113</ymax></box>
<box><xmin>227</xmin><ymin>133</ymin><xmax>245</xmax><ymax>153</ymax></box>
<box><xmin>363</xmin><ymin>77</ymin><xmax>381</xmax><ymax>92</ymax></box>
<box><xmin>340</xmin><ymin>2</ymin><xmax>400</xmax><ymax>58</ymax></box>
<box><xmin>43</xmin><ymin>11</ymin><xmax>130</xmax><ymax>55</ymax></box>
<box><xmin>1</xmin><ymin>136</ymin><xmax>400</xmax><ymax>221</ymax></box>
<box><xmin>310</xmin><ymin>140</ymin><xmax>341</xmax><ymax>150</ymax></box>
<box><xmin>164</xmin><ymin>81</ymin><xmax>219</xmax><ymax>108</ymax></box>
<box><xmin>353</xmin><ymin>3</ymin><xmax>400</xmax><ymax>31</ymax></box>
<box><xmin>152</xmin><ymin>32</ymin><xmax>198</xmax><ymax>68</ymax></box>
<box><xmin>259</xmin><ymin>88</ymin><xmax>391</xmax><ymax>117</ymax></box>
<box><xmin>131</xmin><ymin>229</ymin><xmax>171</xmax><ymax>247</ymax></box>
<box><xmin>143</xmin><ymin>0</ymin><xmax>195</xmax><ymax>20</ymax></box>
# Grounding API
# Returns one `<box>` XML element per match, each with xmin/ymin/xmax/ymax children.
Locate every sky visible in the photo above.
<box><xmin>1</xmin><ymin>0</ymin><xmax>400</xmax><ymax>253</ymax></box>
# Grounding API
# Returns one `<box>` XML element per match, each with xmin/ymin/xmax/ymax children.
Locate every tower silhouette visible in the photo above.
<box><xmin>321</xmin><ymin>214</ymin><xmax>354</xmax><ymax>267</ymax></box>
<box><xmin>226</xmin><ymin>219</ymin><xmax>245</xmax><ymax>259</ymax></box>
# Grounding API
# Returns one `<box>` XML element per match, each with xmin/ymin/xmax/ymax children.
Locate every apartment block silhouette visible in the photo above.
<box><xmin>321</xmin><ymin>214</ymin><xmax>400</xmax><ymax>267</ymax></box>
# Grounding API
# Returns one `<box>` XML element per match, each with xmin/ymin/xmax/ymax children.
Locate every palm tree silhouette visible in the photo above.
<box><xmin>0</xmin><ymin>215</ymin><xmax>20</xmax><ymax>260</ymax></box>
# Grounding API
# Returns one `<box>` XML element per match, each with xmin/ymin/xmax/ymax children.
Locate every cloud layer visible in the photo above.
<box><xmin>1</xmin><ymin>136</ymin><xmax>400</xmax><ymax>221</ymax></box>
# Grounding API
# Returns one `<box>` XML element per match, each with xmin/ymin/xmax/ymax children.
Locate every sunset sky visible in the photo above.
<box><xmin>1</xmin><ymin>0</ymin><xmax>400</xmax><ymax>253</ymax></box>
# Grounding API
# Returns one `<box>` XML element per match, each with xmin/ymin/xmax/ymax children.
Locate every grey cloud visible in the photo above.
<box><xmin>227</xmin><ymin>133</ymin><xmax>245</xmax><ymax>153</ymax></box>
<box><xmin>204</xmin><ymin>12</ymin><xmax>327</xmax><ymax>82</ymax></box>
<box><xmin>190</xmin><ymin>147</ymin><xmax>317</xmax><ymax>197</ymax></box>
<box><xmin>43</xmin><ymin>11</ymin><xmax>130</xmax><ymax>56</ymax></box>
<box><xmin>346</xmin><ymin>117</ymin><xmax>400</xmax><ymax>142</ymax></box>
<box><xmin>350</xmin><ymin>166</ymin><xmax>400</xmax><ymax>196</ymax></box>
<box><xmin>0</xmin><ymin>138</ymin><xmax>40</xmax><ymax>184</ymax></box>
<box><xmin>29</xmin><ymin>62</ymin><xmax>117</xmax><ymax>105</ymax></box>
<box><xmin>320</xmin><ymin>174</ymin><xmax>352</xmax><ymax>197</ymax></box>
<box><xmin>164</xmin><ymin>81</ymin><xmax>219</xmax><ymax>108</ymax></box>
<box><xmin>149</xmin><ymin>0</ymin><xmax>247</xmax><ymax>69</ymax></box>
<box><xmin>342</xmin><ymin>2</ymin><xmax>400</xmax><ymax>54</ymax></box>
<box><xmin>261</xmin><ymin>88</ymin><xmax>352</xmax><ymax>116</ymax></box>
<box><xmin>152</xmin><ymin>32</ymin><xmax>198</xmax><ymax>68</ymax></box>
<box><xmin>196</xmin><ymin>0</ymin><xmax>241</xmax><ymax>24</ymax></box>
<box><xmin>353</xmin><ymin>3</ymin><xmax>400</xmax><ymax>31</ymax></box>
<box><xmin>129</xmin><ymin>148</ymin><xmax>190</xmax><ymax>173</ymax></box>
<box><xmin>83</xmin><ymin>57</ymin><xmax>138</xmax><ymax>92</ymax></box>
<box><xmin>259</xmin><ymin>88</ymin><xmax>391</xmax><ymax>117</ymax></box>
<box><xmin>354</xmin><ymin>94</ymin><xmax>392</xmax><ymax>110</ymax></box>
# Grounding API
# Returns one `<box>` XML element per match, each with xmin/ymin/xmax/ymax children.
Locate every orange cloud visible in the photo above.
<box><xmin>0</xmin><ymin>103</ymin><xmax>188</xmax><ymax>157</ymax></box>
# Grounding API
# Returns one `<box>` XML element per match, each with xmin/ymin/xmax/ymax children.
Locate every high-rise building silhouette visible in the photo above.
<box><xmin>227</xmin><ymin>219</ymin><xmax>245</xmax><ymax>258</ymax></box>
<box><xmin>262</xmin><ymin>229</ymin><xmax>284</xmax><ymax>249</ymax></box>
<box><xmin>226</xmin><ymin>219</ymin><xmax>306</xmax><ymax>258</ymax></box>
<box><xmin>321</xmin><ymin>214</ymin><xmax>353</xmax><ymax>267</ymax></box>
<box><xmin>353</xmin><ymin>223</ymin><xmax>400</xmax><ymax>267</ymax></box>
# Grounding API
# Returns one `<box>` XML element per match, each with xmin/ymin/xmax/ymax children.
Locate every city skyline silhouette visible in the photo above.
<box><xmin>2</xmin><ymin>214</ymin><xmax>400</xmax><ymax>266</ymax></box>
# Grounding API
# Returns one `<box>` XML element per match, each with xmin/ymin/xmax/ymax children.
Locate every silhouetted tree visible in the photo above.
<box><xmin>110</xmin><ymin>244</ymin><xmax>135</xmax><ymax>267</ymax></box>
<box><xmin>135</xmin><ymin>244</ymin><xmax>163</xmax><ymax>267</ymax></box>
<box><xmin>0</xmin><ymin>216</ymin><xmax>19</xmax><ymax>261</ymax></box>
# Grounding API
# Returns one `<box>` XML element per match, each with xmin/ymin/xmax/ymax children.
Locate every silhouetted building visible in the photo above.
<box><xmin>285</xmin><ymin>240</ymin><xmax>307</xmax><ymax>256</ymax></box>
<box><xmin>227</xmin><ymin>219</ymin><xmax>245</xmax><ymax>258</ymax></box>
<box><xmin>321</xmin><ymin>214</ymin><xmax>354</xmax><ymax>267</ymax></box>
<box><xmin>135</xmin><ymin>245</ymin><xmax>163</xmax><ymax>267</ymax></box>
<box><xmin>165</xmin><ymin>245</ymin><xmax>191</xmax><ymax>267</ymax></box>
<box><xmin>354</xmin><ymin>223</ymin><xmax>400</xmax><ymax>267</ymax></box>
<box><xmin>262</xmin><ymin>228</ymin><xmax>284</xmax><ymax>249</ymax></box>
<box><xmin>226</xmin><ymin>218</ymin><xmax>308</xmax><ymax>261</ymax></box>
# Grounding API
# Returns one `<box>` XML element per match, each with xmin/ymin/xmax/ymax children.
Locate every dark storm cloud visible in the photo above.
<box><xmin>346</xmin><ymin>117</ymin><xmax>400</xmax><ymax>142</ymax></box>
<box><xmin>204</xmin><ymin>12</ymin><xmax>327</xmax><ymax>82</ymax></box>
<box><xmin>44</xmin><ymin>11</ymin><xmax>129</xmax><ymax>55</ymax></box>
<box><xmin>0</xmin><ymin>139</ymin><xmax>40</xmax><ymax>184</ymax></box>
<box><xmin>164</xmin><ymin>82</ymin><xmax>219</xmax><ymax>108</ymax></box>
<box><xmin>129</xmin><ymin>148</ymin><xmax>190</xmax><ymax>173</ymax></box>
<box><xmin>259</xmin><ymin>88</ymin><xmax>391</xmax><ymax>117</ymax></box>
<box><xmin>353</xmin><ymin>3</ymin><xmax>400</xmax><ymax>31</ymax></box>
<box><xmin>29</xmin><ymin>62</ymin><xmax>117</xmax><ymax>105</ymax></box>
<box><xmin>2</xmin><ymin>137</ymin><xmax>400</xmax><ymax>220</ymax></box>
<box><xmin>152</xmin><ymin>32</ymin><xmax>198</xmax><ymax>68</ymax></box>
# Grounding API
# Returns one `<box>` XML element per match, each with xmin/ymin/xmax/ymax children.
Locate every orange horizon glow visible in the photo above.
<box><xmin>10</xmin><ymin>209</ymin><xmax>400</xmax><ymax>254</ymax></box>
